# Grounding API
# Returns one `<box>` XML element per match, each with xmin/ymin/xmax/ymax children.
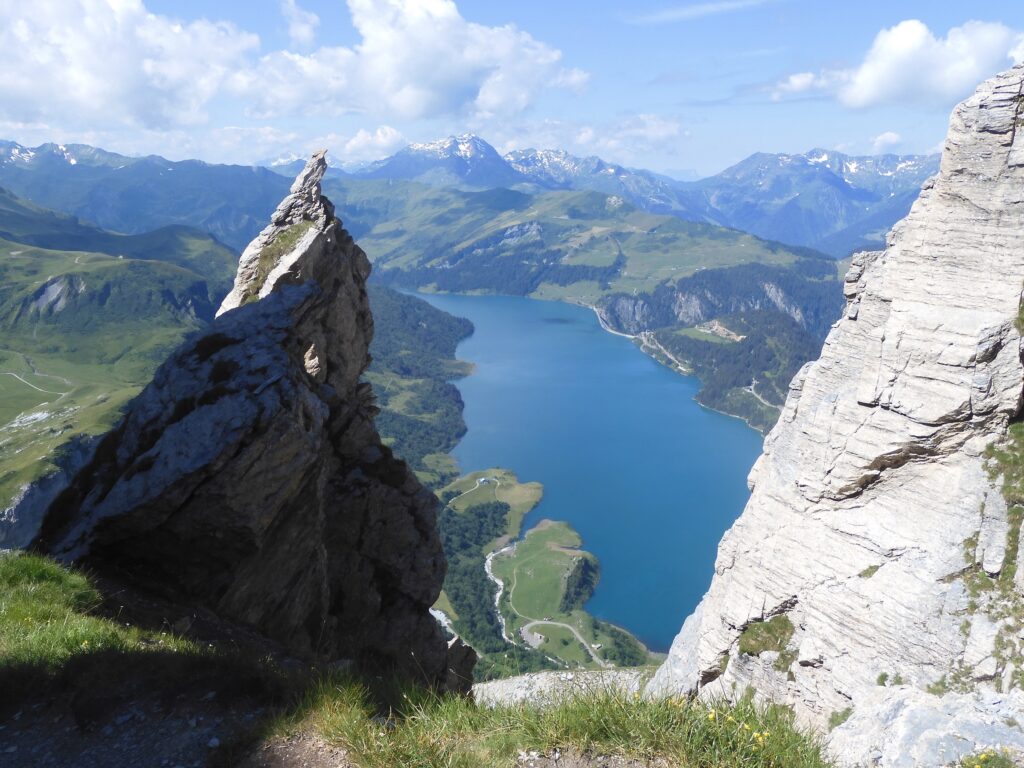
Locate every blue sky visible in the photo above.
<box><xmin>2</xmin><ymin>0</ymin><xmax>1023</xmax><ymax>175</ymax></box>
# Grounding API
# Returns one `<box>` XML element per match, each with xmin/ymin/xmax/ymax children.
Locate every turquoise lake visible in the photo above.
<box><xmin>416</xmin><ymin>293</ymin><xmax>764</xmax><ymax>652</ymax></box>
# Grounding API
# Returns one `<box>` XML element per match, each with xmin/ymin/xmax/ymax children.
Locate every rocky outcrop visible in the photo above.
<box><xmin>648</xmin><ymin>66</ymin><xmax>1024</xmax><ymax>765</ymax></box>
<box><xmin>29</xmin><ymin>151</ymin><xmax>474</xmax><ymax>689</ymax></box>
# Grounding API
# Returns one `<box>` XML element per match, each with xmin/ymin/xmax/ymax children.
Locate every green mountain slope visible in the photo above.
<box><xmin>322</xmin><ymin>178</ymin><xmax>816</xmax><ymax>303</ymax></box>
<box><xmin>0</xmin><ymin>187</ymin><xmax>241</xmax><ymax>508</ymax></box>
<box><xmin>0</xmin><ymin>186</ymin><xmax>238</xmax><ymax>293</ymax></box>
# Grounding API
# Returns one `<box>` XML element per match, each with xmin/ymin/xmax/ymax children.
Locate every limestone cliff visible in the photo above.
<box><xmin>649</xmin><ymin>66</ymin><xmax>1024</xmax><ymax>765</ymax></box>
<box><xmin>28</xmin><ymin>152</ymin><xmax>473</xmax><ymax>689</ymax></box>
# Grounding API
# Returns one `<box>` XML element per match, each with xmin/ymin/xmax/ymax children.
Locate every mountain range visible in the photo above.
<box><xmin>277</xmin><ymin>134</ymin><xmax>938</xmax><ymax>257</ymax></box>
<box><xmin>2</xmin><ymin>135</ymin><xmax>938</xmax><ymax>259</ymax></box>
<box><xmin>0</xmin><ymin>141</ymin><xmax>290</xmax><ymax>251</ymax></box>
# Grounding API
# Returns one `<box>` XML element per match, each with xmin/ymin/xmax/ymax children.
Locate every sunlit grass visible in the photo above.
<box><xmin>278</xmin><ymin>677</ymin><xmax>832</xmax><ymax>768</ymax></box>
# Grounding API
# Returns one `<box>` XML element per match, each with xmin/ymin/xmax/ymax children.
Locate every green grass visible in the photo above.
<box><xmin>0</xmin><ymin>349</ymin><xmax>155</xmax><ymax>510</ymax></box>
<box><xmin>0</xmin><ymin>227</ymin><xmax>232</xmax><ymax>508</ymax></box>
<box><xmin>827</xmin><ymin>708</ymin><xmax>851</xmax><ymax>731</ymax></box>
<box><xmin>738</xmin><ymin>615</ymin><xmax>796</xmax><ymax>670</ymax></box>
<box><xmin>493</xmin><ymin>520</ymin><xmax>584</xmax><ymax>621</ymax></box>
<box><xmin>348</xmin><ymin>178</ymin><xmax>805</xmax><ymax>297</ymax></box>
<box><xmin>279</xmin><ymin>677</ymin><xmax>831</xmax><ymax>768</ymax></box>
<box><xmin>2</xmin><ymin>552</ymin><xmax>832</xmax><ymax>767</ymax></box>
<box><xmin>673</xmin><ymin>326</ymin><xmax>737</xmax><ymax>344</ymax></box>
<box><xmin>536</xmin><ymin>624</ymin><xmax>592</xmax><ymax>665</ymax></box>
<box><xmin>0</xmin><ymin>552</ymin><xmax>291</xmax><ymax>717</ymax></box>
<box><xmin>242</xmin><ymin>219</ymin><xmax>314</xmax><ymax>304</ymax></box>
<box><xmin>440</xmin><ymin>468</ymin><xmax>543</xmax><ymax>548</ymax></box>
<box><xmin>490</xmin><ymin>520</ymin><xmax>650</xmax><ymax>669</ymax></box>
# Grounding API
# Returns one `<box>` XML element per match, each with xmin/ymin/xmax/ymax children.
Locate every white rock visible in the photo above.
<box><xmin>648</xmin><ymin>65</ymin><xmax>1024</xmax><ymax>767</ymax></box>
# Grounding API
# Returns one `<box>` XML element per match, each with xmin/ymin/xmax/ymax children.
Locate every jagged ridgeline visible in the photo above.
<box><xmin>648</xmin><ymin>64</ymin><xmax>1024</xmax><ymax>765</ymax></box>
<box><xmin>3</xmin><ymin>151</ymin><xmax>476</xmax><ymax>689</ymax></box>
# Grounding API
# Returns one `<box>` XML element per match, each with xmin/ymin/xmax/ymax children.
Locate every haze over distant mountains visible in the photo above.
<box><xmin>261</xmin><ymin>134</ymin><xmax>939</xmax><ymax>259</ymax></box>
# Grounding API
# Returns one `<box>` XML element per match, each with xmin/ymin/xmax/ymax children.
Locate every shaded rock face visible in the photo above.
<box><xmin>649</xmin><ymin>66</ymin><xmax>1024</xmax><ymax>766</ymax></box>
<box><xmin>34</xmin><ymin>151</ymin><xmax>473</xmax><ymax>688</ymax></box>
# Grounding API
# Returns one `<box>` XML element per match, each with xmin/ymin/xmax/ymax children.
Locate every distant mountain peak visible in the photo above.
<box><xmin>405</xmin><ymin>134</ymin><xmax>499</xmax><ymax>161</ymax></box>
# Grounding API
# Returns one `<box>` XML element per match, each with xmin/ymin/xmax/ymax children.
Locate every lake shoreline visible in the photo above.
<box><xmin>416</xmin><ymin>291</ymin><xmax>764</xmax><ymax>651</ymax></box>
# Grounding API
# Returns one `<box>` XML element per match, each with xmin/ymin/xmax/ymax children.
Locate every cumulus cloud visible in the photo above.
<box><xmin>772</xmin><ymin>20</ymin><xmax>1024</xmax><ymax>108</ymax></box>
<box><xmin>230</xmin><ymin>0</ymin><xmax>588</xmax><ymax>121</ymax></box>
<box><xmin>281</xmin><ymin>0</ymin><xmax>320</xmax><ymax>48</ymax></box>
<box><xmin>343</xmin><ymin>125</ymin><xmax>406</xmax><ymax>160</ymax></box>
<box><xmin>871</xmin><ymin>131</ymin><xmax>902</xmax><ymax>153</ymax></box>
<box><xmin>0</xmin><ymin>0</ymin><xmax>258</xmax><ymax>129</ymax></box>
<box><xmin>0</xmin><ymin>0</ymin><xmax>586</xmax><ymax>134</ymax></box>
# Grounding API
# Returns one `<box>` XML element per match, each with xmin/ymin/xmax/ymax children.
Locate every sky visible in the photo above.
<box><xmin>2</xmin><ymin>0</ymin><xmax>1024</xmax><ymax>176</ymax></box>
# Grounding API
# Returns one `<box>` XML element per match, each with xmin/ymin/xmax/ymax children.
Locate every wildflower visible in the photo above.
<box><xmin>708</xmin><ymin>710</ymin><xmax>717</xmax><ymax>721</ymax></box>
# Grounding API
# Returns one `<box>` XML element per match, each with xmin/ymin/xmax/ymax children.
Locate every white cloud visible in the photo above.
<box><xmin>871</xmin><ymin>131</ymin><xmax>902</xmax><ymax>153</ymax></box>
<box><xmin>233</xmin><ymin>0</ymin><xmax>586</xmax><ymax>121</ymax></box>
<box><xmin>631</xmin><ymin>0</ymin><xmax>770</xmax><ymax>25</ymax></box>
<box><xmin>772</xmin><ymin>20</ymin><xmax>1024</xmax><ymax>108</ymax></box>
<box><xmin>0</xmin><ymin>0</ymin><xmax>258</xmax><ymax>129</ymax></box>
<box><xmin>0</xmin><ymin>0</ymin><xmax>585</xmax><ymax>135</ymax></box>
<box><xmin>771</xmin><ymin>71</ymin><xmax>843</xmax><ymax>100</ymax></box>
<box><xmin>343</xmin><ymin>126</ymin><xmax>406</xmax><ymax>160</ymax></box>
<box><xmin>281</xmin><ymin>0</ymin><xmax>320</xmax><ymax>48</ymax></box>
<box><xmin>491</xmin><ymin>113</ymin><xmax>685</xmax><ymax>168</ymax></box>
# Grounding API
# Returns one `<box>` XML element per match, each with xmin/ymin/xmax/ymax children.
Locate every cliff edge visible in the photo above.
<box><xmin>24</xmin><ymin>152</ymin><xmax>473</xmax><ymax>689</ymax></box>
<box><xmin>649</xmin><ymin>66</ymin><xmax>1024</xmax><ymax>765</ymax></box>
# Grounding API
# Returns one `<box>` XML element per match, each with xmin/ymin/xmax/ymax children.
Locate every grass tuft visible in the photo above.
<box><xmin>241</xmin><ymin>219</ymin><xmax>315</xmax><ymax>304</ymax></box>
<box><xmin>739</xmin><ymin>615</ymin><xmax>795</xmax><ymax>658</ymax></box>
<box><xmin>276</xmin><ymin>678</ymin><xmax>831</xmax><ymax>768</ymax></box>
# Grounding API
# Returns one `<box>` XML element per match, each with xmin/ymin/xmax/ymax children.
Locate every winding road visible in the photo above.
<box><xmin>520</xmin><ymin>619</ymin><xmax>609</xmax><ymax>668</ymax></box>
<box><xmin>503</xmin><ymin>556</ymin><xmax>609</xmax><ymax>668</ymax></box>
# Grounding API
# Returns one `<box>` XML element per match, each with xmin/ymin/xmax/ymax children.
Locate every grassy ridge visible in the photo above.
<box><xmin>0</xmin><ymin>232</ymin><xmax>228</xmax><ymax>509</ymax></box>
<box><xmin>346</xmin><ymin>179</ymin><xmax>809</xmax><ymax>301</ymax></box>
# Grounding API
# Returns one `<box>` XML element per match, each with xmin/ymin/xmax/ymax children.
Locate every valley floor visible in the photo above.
<box><xmin>435</xmin><ymin>469</ymin><xmax>653</xmax><ymax>673</ymax></box>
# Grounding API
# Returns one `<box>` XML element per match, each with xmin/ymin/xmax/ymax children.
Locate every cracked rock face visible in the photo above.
<box><xmin>31</xmin><ymin>151</ymin><xmax>474</xmax><ymax>689</ymax></box>
<box><xmin>648</xmin><ymin>66</ymin><xmax>1024</xmax><ymax>766</ymax></box>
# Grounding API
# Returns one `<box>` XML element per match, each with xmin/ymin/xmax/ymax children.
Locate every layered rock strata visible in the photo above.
<box><xmin>31</xmin><ymin>152</ymin><xmax>473</xmax><ymax>688</ymax></box>
<box><xmin>649</xmin><ymin>66</ymin><xmax>1024</xmax><ymax>765</ymax></box>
